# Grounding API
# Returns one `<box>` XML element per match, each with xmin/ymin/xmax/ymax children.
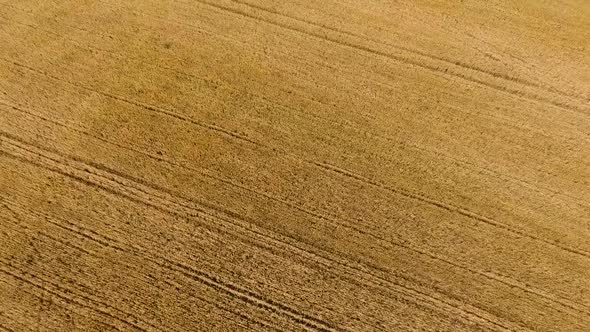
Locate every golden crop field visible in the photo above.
<box><xmin>1</xmin><ymin>0</ymin><xmax>589</xmax><ymax>331</ymax></box>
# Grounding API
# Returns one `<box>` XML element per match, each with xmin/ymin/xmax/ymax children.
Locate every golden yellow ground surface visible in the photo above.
<box><xmin>1</xmin><ymin>0</ymin><xmax>589</xmax><ymax>331</ymax></box>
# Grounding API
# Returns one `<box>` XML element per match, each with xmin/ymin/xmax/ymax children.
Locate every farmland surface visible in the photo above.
<box><xmin>1</xmin><ymin>0</ymin><xmax>589</xmax><ymax>331</ymax></box>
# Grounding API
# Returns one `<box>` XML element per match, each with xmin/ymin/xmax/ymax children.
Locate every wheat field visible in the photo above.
<box><xmin>1</xmin><ymin>0</ymin><xmax>589</xmax><ymax>331</ymax></box>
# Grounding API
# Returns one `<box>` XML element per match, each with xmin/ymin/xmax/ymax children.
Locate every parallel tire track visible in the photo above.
<box><xmin>229</xmin><ymin>0</ymin><xmax>588</xmax><ymax>104</ymax></box>
<box><xmin>0</xmin><ymin>281</ymin><xmax>121</xmax><ymax>332</ymax></box>
<box><xmin>310</xmin><ymin>161</ymin><xmax>590</xmax><ymax>260</ymax></box>
<box><xmin>0</xmin><ymin>266</ymin><xmax>131</xmax><ymax>332</ymax></box>
<box><xmin>2</xmin><ymin>199</ymin><xmax>320</xmax><ymax>332</ymax></box>
<box><xmin>2</xmin><ymin>59</ymin><xmax>588</xmax><ymax>262</ymax></box>
<box><xmin>2</xmin><ymin>0</ymin><xmax>588</xmax><ymax>107</ymax></box>
<box><xmin>0</xmin><ymin>137</ymin><xmax>338</xmax><ymax>331</ymax></box>
<box><xmin>0</xmin><ymin>132</ymin><xmax>546</xmax><ymax>331</ymax></box>
<box><xmin>1</xmin><ymin>1</ymin><xmax>588</xmax><ymax>331</ymax></box>
<box><xmin>3</xmin><ymin>101</ymin><xmax>589</xmax><ymax>319</ymax></box>
<box><xmin>190</xmin><ymin>0</ymin><xmax>588</xmax><ymax>116</ymax></box>
<box><xmin>1</xmin><ymin>210</ymin><xmax>283</xmax><ymax>332</ymax></box>
<box><xmin>6</xmin><ymin>17</ymin><xmax>589</xmax><ymax>207</ymax></box>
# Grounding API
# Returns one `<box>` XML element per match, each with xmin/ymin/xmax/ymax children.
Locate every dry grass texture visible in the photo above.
<box><xmin>1</xmin><ymin>0</ymin><xmax>589</xmax><ymax>331</ymax></box>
